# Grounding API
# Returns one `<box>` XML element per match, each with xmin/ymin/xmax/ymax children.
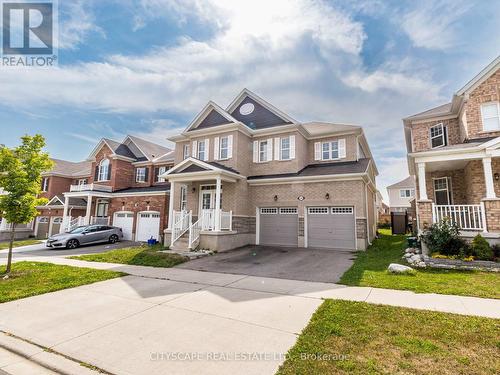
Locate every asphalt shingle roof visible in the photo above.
<box><xmin>47</xmin><ymin>159</ymin><xmax>92</xmax><ymax>177</ymax></box>
<box><xmin>387</xmin><ymin>176</ymin><xmax>416</xmax><ymax>189</ymax></box>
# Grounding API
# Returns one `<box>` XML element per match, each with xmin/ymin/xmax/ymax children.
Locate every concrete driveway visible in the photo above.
<box><xmin>177</xmin><ymin>245</ymin><xmax>357</xmax><ymax>283</ymax></box>
<box><xmin>0</xmin><ymin>240</ymin><xmax>139</xmax><ymax>260</ymax></box>
<box><xmin>0</xmin><ymin>272</ymin><xmax>325</xmax><ymax>375</ymax></box>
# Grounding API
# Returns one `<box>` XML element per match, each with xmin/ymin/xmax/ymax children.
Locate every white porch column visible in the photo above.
<box><xmin>482</xmin><ymin>157</ymin><xmax>496</xmax><ymax>199</ymax></box>
<box><xmin>61</xmin><ymin>195</ymin><xmax>70</xmax><ymax>233</ymax></box>
<box><xmin>167</xmin><ymin>181</ymin><xmax>175</xmax><ymax>229</ymax></box>
<box><xmin>417</xmin><ymin>162</ymin><xmax>428</xmax><ymax>200</ymax></box>
<box><xmin>85</xmin><ymin>195</ymin><xmax>92</xmax><ymax>225</ymax></box>
<box><xmin>215</xmin><ymin>176</ymin><xmax>221</xmax><ymax>231</ymax></box>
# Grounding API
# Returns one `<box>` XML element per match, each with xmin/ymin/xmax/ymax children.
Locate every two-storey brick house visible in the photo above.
<box><xmin>35</xmin><ymin>136</ymin><xmax>174</xmax><ymax>241</ymax></box>
<box><xmin>163</xmin><ymin>89</ymin><xmax>378</xmax><ymax>251</ymax></box>
<box><xmin>404</xmin><ymin>56</ymin><xmax>500</xmax><ymax>240</ymax></box>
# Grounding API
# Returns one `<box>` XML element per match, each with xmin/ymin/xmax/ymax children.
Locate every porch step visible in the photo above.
<box><xmin>171</xmin><ymin>233</ymin><xmax>190</xmax><ymax>252</ymax></box>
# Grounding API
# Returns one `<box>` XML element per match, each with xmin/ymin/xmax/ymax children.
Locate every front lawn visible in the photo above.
<box><xmin>0</xmin><ymin>262</ymin><xmax>123</xmax><ymax>303</ymax></box>
<box><xmin>70</xmin><ymin>244</ymin><xmax>188</xmax><ymax>268</ymax></box>
<box><xmin>339</xmin><ymin>229</ymin><xmax>500</xmax><ymax>299</ymax></box>
<box><xmin>0</xmin><ymin>239</ymin><xmax>43</xmax><ymax>250</ymax></box>
<box><xmin>278</xmin><ymin>300</ymin><xmax>500</xmax><ymax>375</ymax></box>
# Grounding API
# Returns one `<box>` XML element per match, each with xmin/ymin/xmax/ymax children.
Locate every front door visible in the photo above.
<box><xmin>199</xmin><ymin>186</ymin><xmax>222</xmax><ymax>230</ymax></box>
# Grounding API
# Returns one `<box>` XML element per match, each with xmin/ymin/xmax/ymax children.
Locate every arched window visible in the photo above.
<box><xmin>98</xmin><ymin>159</ymin><xmax>110</xmax><ymax>181</ymax></box>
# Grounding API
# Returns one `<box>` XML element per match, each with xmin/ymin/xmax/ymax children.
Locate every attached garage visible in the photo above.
<box><xmin>307</xmin><ymin>207</ymin><xmax>356</xmax><ymax>250</ymax></box>
<box><xmin>35</xmin><ymin>217</ymin><xmax>49</xmax><ymax>239</ymax></box>
<box><xmin>259</xmin><ymin>207</ymin><xmax>298</xmax><ymax>247</ymax></box>
<box><xmin>50</xmin><ymin>217</ymin><xmax>63</xmax><ymax>236</ymax></box>
<box><xmin>136</xmin><ymin>211</ymin><xmax>161</xmax><ymax>242</ymax></box>
<box><xmin>113</xmin><ymin>211</ymin><xmax>134</xmax><ymax>240</ymax></box>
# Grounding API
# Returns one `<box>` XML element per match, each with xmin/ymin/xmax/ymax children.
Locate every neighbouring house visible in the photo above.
<box><xmin>386</xmin><ymin>176</ymin><xmax>416</xmax><ymax>213</ymax></box>
<box><xmin>404</xmin><ymin>55</ymin><xmax>500</xmax><ymax>242</ymax></box>
<box><xmin>34</xmin><ymin>136</ymin><xmax>174</xmax><ymax>241</ymax></box>
<box><xmin>376</xmin><ymin>190</ymin><xmax>390</xmax><ymax>224</ymax></box>
<box><xmin>162</xmin><ymin>88</ymin><xmax>378</xmax><ymax>252</ymax></box>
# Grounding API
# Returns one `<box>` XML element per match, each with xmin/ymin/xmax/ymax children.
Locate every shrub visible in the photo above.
<box><xmin>444</xmin><ymin>237</ymin><xmax>471</xmax><ymax>257</ymax></box>
<box><xmin>421</xmin><ymin>218</ymin><xmax>460</xmax><ymax>254</ymax></box>
<box><xmin>377</xmin><ymin>221</ymin><xmax>391</xmax><ymax>229</ymax></box>
<box><xmin>471</xmin><ymin>234</ymin><xmax>493</xmax><ymax>261</ymax></box>
<box><xmin>491</xmin><ymin>244</ymin><xmax>500</xmax><ymax>261</ymax></box>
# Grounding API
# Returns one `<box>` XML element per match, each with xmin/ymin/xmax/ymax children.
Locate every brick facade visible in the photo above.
<box><xmin>411</xmin><ymin>118</ymin><xmax>462</xmax><ymax>153</ymax></box>
<box><xmin>483</xmin><ymin>199</ymin><xmax>500</xmax><ymax>232</ymax></box>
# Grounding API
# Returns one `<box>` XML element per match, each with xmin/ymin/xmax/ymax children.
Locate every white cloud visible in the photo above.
<box><xmin>58</xmin><ymin>1</ymin><xmax>105</xmax><ymax>50</ymax></box>
<box><xmin>376</xmin><ymin>156</ymin><xmax>410</xmax><ymax>203</ymax></box>
<box><xmin>65</xmin><ymin>132</ymin><xmax>99</xmax><ymax>144</ymax></box>
<box><xmin>401</xmin><ymin>0</ymin><xmax>472</xmax><ymax>50</ymax></box>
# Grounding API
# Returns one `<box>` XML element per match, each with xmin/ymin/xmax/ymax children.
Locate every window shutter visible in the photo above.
<box><xmin>154</xmin><ymin>167</ymin><xmax>159</xmax><ymax>182</ymax></box>
<box><xmin>192</xmin><ymin>141</ymin><xmax>197</xmax><ymax>158</ymax></box>
<box><xmin>144</xmin><ymin>167</ymin><xmax>149</xmax><ymax>182</ymax></box>
<box><xmin>107</xmin><ymin>164</ymin><xmax>112</xmax><ymax>180</ymax></box>
<box><xmin>214</xmin><ymin>137</ymin><xmax>219</xmax><ymax>160</ymax></box>
<box><xmin>204</xmin><ymin>139</ymin><xmax>209</xmax><ymax>161</ymax></box>
<box><xmin>253</xmin><ymin>141</ymin><xmax>258</xmax><ymax>162</ymax></box>
<box><xmin>95</xmin><ymin>165</ymin><xmax>99</xmax><ymax>181</ymax></box>
<box><xmin>267</xmin><ymin>138</ymin><xmax>273</xmax><ymax>162</ymax></box>
<box><xmin>290</xmin><ymin>135</ymin><xmax>296</xmax><ymax>159</ymax></box>
<box><xmin>274</xmin><ymin>138</ymin><xmax>280</xmax><ymax>160</ymax></box>
<box><xmin>227</xmin><ymin>135</ymin><xmax>233</xmax><ymax>159</ymax></box>
<box><xmin>338</xmin><ymin>138</ymin><xmax>346</xmax><ymax>158</ymax></box>
<box><xmin>314</xmin><ymin>142</ymin><xmax>321</xmax><ymax>161</ymax></box>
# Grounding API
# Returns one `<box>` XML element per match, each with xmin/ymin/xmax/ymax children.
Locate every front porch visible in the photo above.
<box><xmin>416</xmin><ymin>154</ymin><xmax>500</xmax><ymax>235</ymax></box>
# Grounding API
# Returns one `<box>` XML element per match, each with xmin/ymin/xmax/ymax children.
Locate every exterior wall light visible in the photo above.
<box><xmin>325</xmin><ymin>193</ymin><xmax>330</xmax><ymax>200</ymax></box>
<box><xmin>273</xmin><ymin>195</ymin><xmax>278</xmax><ymax>201</ymax></box>
<box><xmin>495</xmin><ymin>173</ymin><xmax>499</xmax><ymax>181</ymax></box>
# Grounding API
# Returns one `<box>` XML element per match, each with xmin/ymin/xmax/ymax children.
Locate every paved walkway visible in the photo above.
<box><xmin>5</xmin><ymin>256</ymin><xmax>500</xmax><ymax>319</ymax></box>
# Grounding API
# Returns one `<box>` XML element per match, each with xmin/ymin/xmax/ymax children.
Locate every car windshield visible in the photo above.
<box><xmin>68</xmin><ymin>226</ymin><xmax>88</xmax><ymax>234</ymax></box>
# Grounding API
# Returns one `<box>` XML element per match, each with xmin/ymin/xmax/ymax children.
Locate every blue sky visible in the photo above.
<box><xmin>0</xmin><ymin>0</ymin><xmax>499</xmax><ymax>201</ymax></box>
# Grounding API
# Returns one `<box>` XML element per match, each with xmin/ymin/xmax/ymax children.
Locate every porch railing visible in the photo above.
<box><xmin>91</xmin><ymin>216</ymin><xmax>110</xmax><ymax>225</ymax></box>
<box><xmin>188</xmin><ymin>218</ymin><xmax>202</xmax><ymax>250</ymax></box>
<box><xmin>171</xmin><ymin>210</ymin><xmax>191</xmax><ymax>246</ymax></box>
<box><xmin>64</xmin><ymin>216</ymin><xmax>85</xmax><ymax>232</ymax></box>
<box><xmin>69</xmin><ymin>183</ymin><xmax>112</xmax><ymax>193</ymax></box>
<box><xmin>432</xmin><ymin>204</ymin><xmax>486</xmax><ymax>231</ymax></box>
<box><xmin>201</xmin><ymin>209</ymin><xmax>232</xmax><ymax>231</ymax></box>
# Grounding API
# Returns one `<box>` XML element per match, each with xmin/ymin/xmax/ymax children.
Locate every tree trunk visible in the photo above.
<box><xmin>5</xmin><ymin>223</ymin><xmax>15</xmax><ymax>275</ymax></box>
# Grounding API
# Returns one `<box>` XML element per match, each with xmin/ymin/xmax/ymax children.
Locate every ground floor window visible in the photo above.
<box><xmin>180</xmin><ymin>185</ymin><xmax>188</xmax><ymax>211</ymax></box>
<box><xmin>434</xmin><ymin>177</ymin><xmax>452</xmax><ymax>205</ymax></box>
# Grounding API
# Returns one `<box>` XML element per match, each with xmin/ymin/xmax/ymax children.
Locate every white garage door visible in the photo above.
<box><xmin>113</xmin><ymin>212</ymin><xmax>134</xmax><ymax>240</ymax></box>
<box><xmin>136</xmin><ymin>211</ymin><xmax>161</xmax><ymax>242</ymax></box>
<box><xmin>259</xmin><ymin>207</ymin><xmax>298</xmax><ymax>247</ymax></box>
<box><xmin>307</xmin><ymin>207</ymin><xmax>356</xmax><ymax>250</ymax></box>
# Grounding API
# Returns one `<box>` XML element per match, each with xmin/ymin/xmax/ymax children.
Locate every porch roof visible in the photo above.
<box><xmin>161</xmin><ymin>157</ymin><xmax>243</xmax><ymax>182</ymax></box>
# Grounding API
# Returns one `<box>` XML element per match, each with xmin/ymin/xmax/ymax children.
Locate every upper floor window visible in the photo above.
<box><xmin>183</xmin><ymin>144</ymin><xmax>190</xmax><ymax>160</ymax></box>
<box><xmin>180</xmin><ymin>185</ymin><xmax>187</xmax><ymax>211</ymax></box>
<box><xmin>156</xmin><ymin>166</ymin><xmax>169</xmax><ymax>182</ymax></box>
<box><xmin>322</xmin><ymin>141</ymin><xmax>339</xmax><ymax>160</ymax></box>
<box><xmin>280</xmin><ymin>137</ymin><xmax>290</xmax><ymax>160</ymax></box>
<box><xmin>400</xmin><ymin>189</ymin><xmax>414</xmax><ymax>198</ymax></box>
<box><xmin>430</xmin><ymin>123</ymin><xmax>447</xmax><ymax>148</ymax></box>
<box><xmin>219</xmin><ymin>136</ymin><xmax>229</xmax><ymax>159</ymax></box>
<box><xmin>259</xmin><ymin>140</ymin><xmax>269</xmax><ymax>162</ymax></box>
<box><xmin>78</xmin><ymin>179</ymin><xmax>87</xmax><ymax>186</ymax></box>
<box><xmin>481</xmin><ymin>102</ymin><xmax>500</xmax><ymax>131</ymax></box>
<box><xmin>97</xmin><ymin>159</ymin><xmax>110</xmax><ymax>181</ymax></box>
<box><xmin>197</xmin><ymin>140</ymin><xmax>206</xmax><ymax>161</ymax></box>
<box><xmin>314</xmin><ymin>139</ymin><xmax>346</xmax><ymax>161</ymax></box>
<box><xmin>136</xmin><ymin>167</ymin><xmax>147</xmax><ymax>183</ymax></box>
<box><xmin>41</xmin><ymin>177</ymin><xmax>49</xmax><ymax>192</ymax></box>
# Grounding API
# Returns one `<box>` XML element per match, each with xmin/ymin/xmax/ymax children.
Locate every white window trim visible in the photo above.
<box><xmin>78</xmin><ymin>178</ymin><xmax>87</xmax><ymax>186</ymax></box>
<box><xmin>219</xmin><ymin>136</ymin><xmax>229</xmax><ymax>160</ymax></box>
<box><xmin>183</xmin><ymin>144</ymin><xmax>190</xmax><ymax>160</ymax></box>
<box><xmin>157</xmin><ymin>166</ymin><xmax>167</xmax><ymax>182</ymax></box>
<box><xmin>41</xmin><ymin>177</ymin><xmax>49</xmax><ymax>192</ymax></box>
<box><xmin>433</xmin><ymin>177</ymin><xmax>453</xmax><ymax>205</ymax></box>
<box><xmin>399</xmin><ymin>189</ymin><xmax>414</xmax><ymax>198</ymax></box>
<box><xmin>135</xmin><ymin>167</ymin><xmax>147</xmax><ymax>183</ymax></box>
<box><xmin>180</xmin><ymin>185</ymin><xmax>188</xmax><ymax>211</ymax></box>
<box><xmin>321</xmin><ymin>141</ymin><xmax>340</xmax><ymax>161</ymax></box>
<box><xmin>259</xmin><ymin>140</ymin><xmax>269</xmax><ymax>163</ymax></box>
<box><xmin>197</xmin><ymin>140</ymin><xmax>206</xmax><ymax>161</ymax></box>
<box><xmin>98</xmin><ymin>159</ymin><xmax>110</xmax><ymax>182</ymax></box>
<box><xmin>429</xmin><ymin>123</ymin><xmax>448</xmax><ymax>149</ymax></box>
<box><xmin>280</xmin><ymin>137</ymin><xmax>291</xmax><ymax>161</ymax></box>
<box><xmin>480</xmin><ymin>102</ymin><xmax>500</xmax><ymax>132</ymax></box>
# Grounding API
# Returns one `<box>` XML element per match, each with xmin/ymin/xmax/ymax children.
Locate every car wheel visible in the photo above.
<box><xmin>109</xmin><ymin>234</ymin><xmax>119</xmax><ymax>244</ymax></box>
<box><xmin>66</xmin><ymin>239</ymin><xmax>79</xmax><ymax>249</ymax></box>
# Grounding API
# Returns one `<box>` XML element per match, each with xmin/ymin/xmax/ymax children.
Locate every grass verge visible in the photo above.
<box><xmin>0</xmin><ymin>239</ymin><xmax>43</xmax><ymax>251</ymax></box>
<box><xmin>0</xmin><ymin>262</ymin><xmax>123</xmax><ymax>303</ymax></box>
<box><xmin>278</xmin><ymin>300</ymin><xmax>500</xmax><ymax>375</ymax></box>
<box><xmin>70</xmin><ymin>244</ymin><xmax>188</xmax><ymax>268</ymax></box>
<box><xmin>339</xmin><ymin>229</ymin><xmax>500</xmax><ymax>299</ymax></box>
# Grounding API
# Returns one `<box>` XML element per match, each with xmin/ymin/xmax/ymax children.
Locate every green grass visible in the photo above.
<box><xmin>70</xmin><ymin>244</ymin><xmax>188</xmax><ymax>268</ymax></box>
<box><xmin>277</xmin><ymin>300</ymin><xmax>500</xmax><ymax>375</ymax></box>
<box><xmin>0</xmin><ymin>239</ymin><xmax>43</xmax><ymax>250</ymax></box>
<box><xmin>339</xmin><ymin>229</ymin><xmax>500</xmax><ymax>299</ymax></box>
<box><xmin>0</xmin><ymin>262</ymin><xmax>123</xmax><ymax>303</ymax></box>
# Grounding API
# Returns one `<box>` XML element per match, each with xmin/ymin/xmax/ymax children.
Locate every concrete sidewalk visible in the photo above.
<box><xmin>5</xmin><ymin>255</ymin><xmax>500</xmax><ymax>319</ymax></box>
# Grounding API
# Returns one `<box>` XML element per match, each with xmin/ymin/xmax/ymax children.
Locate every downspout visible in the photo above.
<box><xmin>364</xmin><ymin>181</ymin><xmax>372</xmax><ymax>246</ymax></box>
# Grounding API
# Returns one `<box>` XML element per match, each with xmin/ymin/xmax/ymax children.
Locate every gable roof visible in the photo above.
<box><xmin>44</xmin><ymin>159</ymin><xmax>92</xmax><ymax>177</ymax></box>
<box><xmin>186</xmin><ymin>101</ymin><xmax>238</xmax><ymax>132</ymax></box>
<box><xmin>456</xmin><ymin>55</ymin><xmax>500</xmax><ymax>96</ymax></box>
<box><xmin>87</xmin><ymin>136</ymin><xmax>171</xmax><ymax>163</ymax></box>
<box><xmin>403</xmin><ymin>102</ymin><xmax>453</xmax><ymax>121</ymax></box>
<box><xmin>387</xmin><ymin>176</ymin><xmax>416</xmax><ymax>189</ymax></box>
<box><xmin>126</xmin><ymin>135</ymin><xmax>172</xmax><ymax>161</ymax></box>
<box><xmin>226</xmin><ymin>88</ymin><xmax>296</xmax><ymax>129</ymax></box>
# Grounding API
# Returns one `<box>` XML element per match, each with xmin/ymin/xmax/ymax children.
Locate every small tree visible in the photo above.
<box><xmin>0</xmin><ymin>135</ymin><xmax>53</xmax><ymax>277</ymax></box>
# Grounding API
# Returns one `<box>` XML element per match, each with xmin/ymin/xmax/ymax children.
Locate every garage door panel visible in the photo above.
<box><xmin>136</xmin><ymin>212</ymin><xmax>161</xmax><ymax>242</ymax></box>
<box><xmin>259</xmin><ymin>208</ymin><xmax>298</xmax><ymax>247</ymax></box>
<box><xmin>113</xmin><ymin>212</ymin><xmax>134</xmax><ymax>241</ymax></box>
<box><xmin>307</xmin><ymin>207</ymin><xmax>355</xmax><ymax>250</ymax></box>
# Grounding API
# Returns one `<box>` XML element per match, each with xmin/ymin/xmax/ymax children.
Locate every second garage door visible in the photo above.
<box><xmin>307</xmin><ymin>207</ymin><xmax>356</xmax><ymax>250</ymax></box>
<box><xmin>136</xmin><ymin>211</ymin><xmax>161</xmax><ymax>242</ymax></box>
<box><xmin>259</xmin><ymin>207</ymin><xmax>298</xmax><ymax>247</ymax></box>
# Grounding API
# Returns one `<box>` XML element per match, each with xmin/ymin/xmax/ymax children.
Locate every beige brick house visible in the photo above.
<box><xmin>34</xmin><ymin>136</ymin><xmax>174</xmax><ymax>241</ymax></box>
<box><xmin>163</xmin><ymin>89</ymin><xmax>378</xmax><ymax>251</ymax></box>
<box><xmin>404</xmin><ymin>56</ymin><xmax>500</xmax><ymax>240</ymax></box>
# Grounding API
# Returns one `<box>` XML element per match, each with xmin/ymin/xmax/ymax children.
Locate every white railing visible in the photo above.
<box><xmin>70</xmin><ymin>183</ymin><xmax>112</xmax><ymax>193</ymax></box>
<box><xmin>64</xmin><ymin>216</ymin><xmax>85</xmax><ymax>232</ymax></box>
<box><xmin>188</xmin><ymin>218</ymin><xmax>202</xmax><ymax>250</ymax></box>
<box><xmin>432</xmin><ymin>204</ymin><xmax>486</xmax><ymax>231</ymax></box>
<box><xmin>221</xmin><ymin>211</ymin><xmax>233</xmax><ymax>231</ymax></box>
<box><xmin>200</xmin><ymin>209</ymin><xmax>233</xmax><ymax>231</ymax></box>
<box><xmin>0</xmin><ymin>220</ymin><xmax>33</xmax><ymax>231</ymax></box>
<box><xmin>171</xmin><ymin>210</ymin><xmax>191</xmax><ymax>246</ymax></box>
<box><xmin>91</xmin><ymin>216</ymin><xmax>110</xmax><ymax>225</ymax></box>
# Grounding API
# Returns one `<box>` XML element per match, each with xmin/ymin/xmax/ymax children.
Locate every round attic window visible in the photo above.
<box><xmin>239</xmin><ymin>102</ymin><xmax>255</xmax><ymax>115</ymax></box>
